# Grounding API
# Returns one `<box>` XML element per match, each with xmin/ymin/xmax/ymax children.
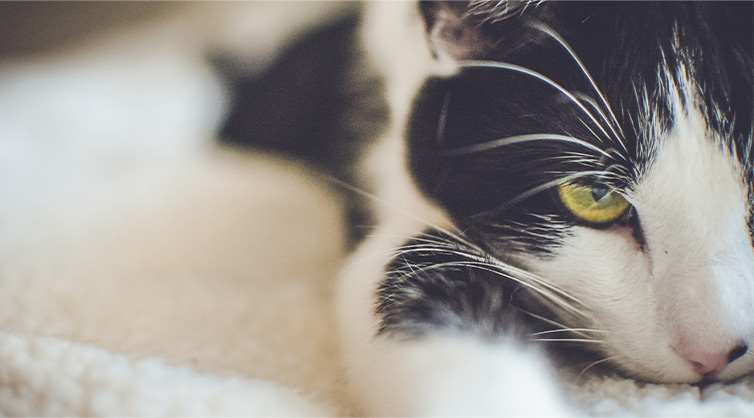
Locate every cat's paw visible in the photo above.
<box><xmin>353</xmin><ymin>334</ymin><xmax>572</xmax><ymax>417</ymax></box>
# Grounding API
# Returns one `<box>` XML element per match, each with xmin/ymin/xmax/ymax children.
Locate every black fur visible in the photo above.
<box><xmin>377</xmin><ymin>229</ymin><xmax>548</xmax><ymax>339</ymax></box>
<box><xmin>404</xmin><ymin>1</ymin><xmax>752</xmax><ymax>258</ymax></box>
<box><xmin>217</xmin><ymin>8</ymin><xmax>389</xmax><ymax>246</ymax></box>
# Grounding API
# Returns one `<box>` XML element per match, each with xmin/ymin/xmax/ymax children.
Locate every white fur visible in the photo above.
<box><xmin>523</xmin><ymin>71</ymin><xmax>754</xmax><ymax>382</ymax></box>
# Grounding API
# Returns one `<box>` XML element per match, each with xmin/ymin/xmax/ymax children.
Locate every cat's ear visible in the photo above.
<box><xmin>418</xmin><ymin>1</ymin><xmax>550</xmax><ymax>61</ymax></box>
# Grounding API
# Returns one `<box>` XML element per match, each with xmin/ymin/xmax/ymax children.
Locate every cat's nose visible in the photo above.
<box><xmin>681</xmin><ymin>343</ymin><xmax>748</xmax><ymax>375</ymax></box>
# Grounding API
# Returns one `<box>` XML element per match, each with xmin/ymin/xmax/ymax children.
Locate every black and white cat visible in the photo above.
<box><xmin>223</xmin><ymin>1</ymin><xmax>753</xmax><ymax>415</ymax></box>
<box><xmin>331</xmin><ymin>1</ymin><xmax>754</xmax><ymax>415</ymax></box>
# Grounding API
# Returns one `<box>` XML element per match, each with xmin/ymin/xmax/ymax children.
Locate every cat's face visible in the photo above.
<box><xmin>406</xmin><ymin>1</ymin><xmax>753</xmax><ymax>383</ymax></box>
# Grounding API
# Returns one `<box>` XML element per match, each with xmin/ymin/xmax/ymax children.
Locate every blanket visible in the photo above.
<box><xmin>0</xmin><ymin>3</ymin><xmax>751</xmax><ymax>416</ymax></box>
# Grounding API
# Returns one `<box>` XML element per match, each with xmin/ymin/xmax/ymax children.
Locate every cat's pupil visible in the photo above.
<box><xmin>591</xmin><ymin>186</ymin><xmax>610</xmax><ymax>202</ymax></box>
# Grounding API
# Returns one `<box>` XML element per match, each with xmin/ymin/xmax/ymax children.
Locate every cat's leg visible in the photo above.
<box><xmin>337</xmin><ymin>229</ymin><xmax>571</xmax><ymax>416</ymax></box>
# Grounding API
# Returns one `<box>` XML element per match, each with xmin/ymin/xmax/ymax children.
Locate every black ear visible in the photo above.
<box><xmin>418</xmin><ymin>1</ymin><xmax>552</xmax><ymax>61</ymax></box>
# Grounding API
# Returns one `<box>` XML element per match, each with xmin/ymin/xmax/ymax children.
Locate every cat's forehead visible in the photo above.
<box><xmin>536</xmin><ymin>2</ymin><xmax>752</xmax><ymax>167</ymax></box>
<box><xmin>455</xmin><ymin>2</ymin><xmax>752</xmax><ymax>156</ymax></box>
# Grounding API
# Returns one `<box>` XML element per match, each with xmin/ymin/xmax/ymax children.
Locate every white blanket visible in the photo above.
<box><xmin>0</xmin><ymin>3</ymin><xmax>751</xmax><ymax>416</ymax></box>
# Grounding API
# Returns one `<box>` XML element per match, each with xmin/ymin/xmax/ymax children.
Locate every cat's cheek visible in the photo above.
<box><xmin>630</xmin><ymin>99</ymin><xmax>754</xmax><ymax>380</ymax></box>
<box><xmin>517</xmin><ymin>225</ymin><xmax>650</xmax><ymax>319</ymax></box>
<box><xmin>517</xmin><ymin>226</ymin><xmax>700</xmax><ymax>382</ymax></box>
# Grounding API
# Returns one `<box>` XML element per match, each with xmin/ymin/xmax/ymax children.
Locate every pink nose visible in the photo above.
<box><xmin>681</xmin><ymin>344</ymin><xmax>748</xmax><ymax>375</ymax></box>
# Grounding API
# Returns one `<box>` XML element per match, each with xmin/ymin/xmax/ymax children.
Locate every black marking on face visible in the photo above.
<box><xmin>407</xmin><ymin>1</ymin><xmax>753</xmax><ymax>254</ymax></box>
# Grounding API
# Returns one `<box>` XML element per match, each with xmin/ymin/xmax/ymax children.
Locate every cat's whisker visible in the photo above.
<box><xmin>532</xmin><ymin>338</ymin><xmax>606</xmax><ymax>344</ymax></box>
<box><xmin>434</xmin><ymin>261</ymin><xmax>587</xmax><ymax>317</ymax></box>
<box><xmin>459</xmin><ymin>59</ymin><xmax>613</xmax><ymax>142</ymax></box>
<box><xmin>442</xmin><ymin>132</ymin><xmax>611</xmax><ymax>159</ymax></box>
<box><xmin>531</xmin><ymin>328</ymin><xmax>610</xmax><ymax>336</ymax></box>
<box><xmin>537</xmin><ymin>328</ymin><xmax>610</xmax><ymax>343</ymax></box>
<box><xmin>517</xmin><ymin>308</ymin><xmax>574</xmax><ymax>332</ymax></box>
<box><xmin>345</xmin><ymin>231</ymin><xmax>487</xmax><ymax>273</ymax></box>
<box><xmin>574</xmin><ymin>93</ymin><xmax>628</xmax><ymax>154</ymax></box>
<box><xmin>548</xmin><ymin>151</ymin><xmax>602</xmax><ymax>161</ymax></box>
<box><xmin>576</xmin><ymin>115</ymin><xmax>606</xmax><ymax>145</ymax></box>
<box><xmin>343</xmin><ymin>245</ymin><xmax>419</xmax><ymax>272</ymax></box>
<box><xmin>488</xmin><ymin>226</ymin><xmax>565</xmax><ymax>242</ymax></box>
<box><xmin>319</xmin><ymin>173</ymin><xmax>482</xmax><ymax>253</ymax></box>
<box><xmin>472</xmin><ymin>170</ymin><xmax>611</xmax><ymax>219</ymax></box>
<box><xmin>527</xmin><ymin>21</ymin><xmax>625</xmax><ymax>141</ymax></box>
<box><xmin>436</xmin><ymin>90</ymin><xmax>452</xmax><ymax>144</ymax></box>
<box><xmin>576</xmin><ymin>356</ymin><xmax>619</xmax><ymax>382</ymax></box>
<box><xmin>573</xmin><ymin>91</ymin><xmax>616</xmax><ymax>138</ymax></box>
<box><xmin>387</xmin><ymin>243</ymin><xmax>591</xmax><ymax>317</ymax></box>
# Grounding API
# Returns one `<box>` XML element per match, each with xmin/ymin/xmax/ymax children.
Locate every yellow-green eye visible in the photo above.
<box><xmin>557</xmin><ymin>182</ymin><xmax>630</xmax><ymax>225</ymax></box>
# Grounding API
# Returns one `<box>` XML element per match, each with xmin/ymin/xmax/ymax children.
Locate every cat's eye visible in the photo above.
<box><xmin>557</xmin><ymin>182</ymin><xmax>630</xmax><ymax>225</ymax></box>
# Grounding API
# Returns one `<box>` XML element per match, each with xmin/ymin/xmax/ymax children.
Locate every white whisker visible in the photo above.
<box><xmin>389</xmin><ymin>242</ymin><xmax>591</xmax><ymax>317</ymax></box>
<box><xmin>527</xmin><ymin>21</ymin><xmax>625</xmax><ymax>140</ymax></box>
<box><xmin>576</xmin><ymin>115</ymin><xmax>605</xmax><ymax>144</ymax></box>
<box><xmin>320</xmin><ymin>174</ymin><xmax>481</xmax><ymax>252</ymax></box>
<box><xmin>459</xmin><ymin>59</ymin><xmax>613</xmax><ymax>141</ymax></box>
<box><xmin>443</xmin><ymin>132</ymin><xmax>612</xmax><ymax>159</ymax></box>
<box><xmin>518</xmin><ymin>309</ymin><xmax>574</xmax><ymax>331</ymax></box>
<box><xmin>574</xmin><ymin>91</ymin><xmax>628</xmax><ymax>153</ymax></box>
<box><xmin>577</xmin><ymin>356</ymin><xmax>619</xmax><ymax>381</ymax></box>
<box><xmin>531</xmin><ymin>328</ymin><xmax>609</xmax><ymax>336</ymax></box>
<box><xmin>476</xmin><ymin>170</ymin><xmax>611</xmax><ymax>215</ymax></box>
<box><xmin>390</xmin><ymin>259</ymin><xmax>587</xmax><ymax>317</ymax></box>
<box><xmin>532</xmin><ymin>338</ymin><xmax>605</xmax><ymax>344</ymax></box>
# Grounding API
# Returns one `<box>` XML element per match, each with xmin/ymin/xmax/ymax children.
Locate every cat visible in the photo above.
<box><xmin>222</xmin><ymin>1</ymin><xmax>753</xmax><ymax>415</ymax></box>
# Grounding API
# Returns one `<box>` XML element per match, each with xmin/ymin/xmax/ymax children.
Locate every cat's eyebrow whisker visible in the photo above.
<box><xmin>442</xmin><ymin>133</ymin><xmax>611</xmax><ymax>159</ymax></box>
<box><xmin>574</xmin><ymin>92</ymin><xmax>628</xmax><ymax>154</ymax></box>
<box><xmin>473</xmin><ymin>170</ymin><xmax>610</xmax><ymax>219</ymax></box>
<box><xmin>576</xmin><ymin>115</ymin><xmax>606</xmax><ymax>145</ymax></box>
<box><xmin>599</xmin><ymin>163</ymin><xmax>634</xmax><ymax>185</ymax></box>
<box><xmin>478</xmin><ymin>260</ymin><xmax>589</xmax><ymax>313</ymax></box>
<box><xmin>459</xmin><ymin>59</ymin><xmax>613</xmax><ymax>142</ymax></box>
<box><xmin>546</xmin><ymin>166</ymin><xmax>632</xmax><ymax>187</ymax></box>
<box><xmin>550</xmin><ymin>151</ymin><xmax>601</xmax><ymax>160</ymax></box>
<box><xmin>527</xmin><ymin>21</ymin><xmax>625</xmax><ymax>141</ymax></box>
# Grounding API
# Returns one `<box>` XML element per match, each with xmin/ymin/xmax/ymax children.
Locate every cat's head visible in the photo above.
<box><xmin>405</xmin><ymin>1</ymin><xmax>753</xmax><ymax>383</ymax></box>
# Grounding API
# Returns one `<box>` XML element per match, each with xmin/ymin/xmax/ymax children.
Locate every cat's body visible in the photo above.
<box><xmin>224</xmin><ymin>1</ymin><xmax>754</xmax><ymax>415</ymax></box>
